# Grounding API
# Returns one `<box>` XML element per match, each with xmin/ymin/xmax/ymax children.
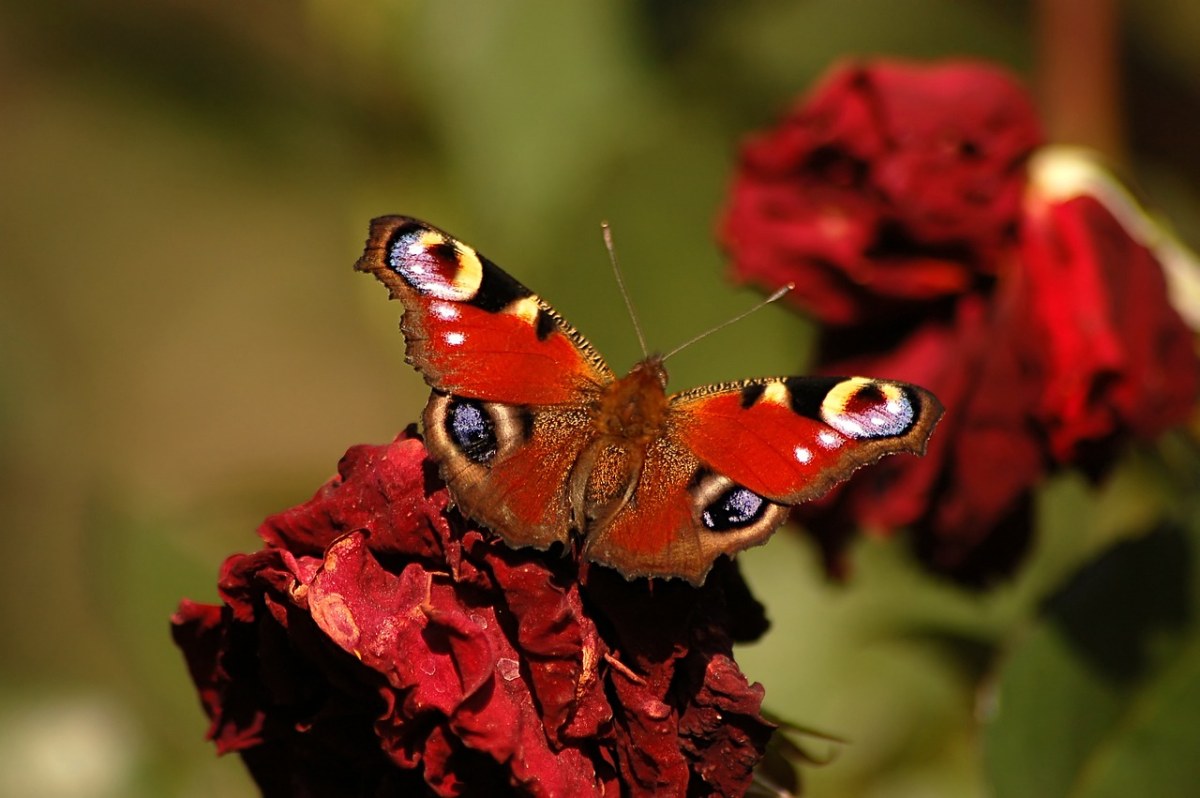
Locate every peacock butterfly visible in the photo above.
<box><xmin>356</xmin><ymin>217</ymin><xmax>942</xmax><ymax>585</ymax></box>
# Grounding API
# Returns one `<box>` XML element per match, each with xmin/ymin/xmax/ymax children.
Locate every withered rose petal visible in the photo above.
<box><xmin>173</xmin><ymin>548</ymin><xmax>402</xmax><ymax>796</ymax></box>
<box><xmin>584</xmin><ymin>566</ymin><xmax>773</xmax><ymax>795</ymax></box>
<box><xmin>1021</xmin><ymin>194</ymin><xmax>1199</xmax><ymax>464</ymax></box>
<box><xmin>259</xmin><ymin>428</ymin><xmax>450</xmax><ymax>560</ymax></box>
<box><xmin>170</xmin><ymin>599</ymin><xmax>267</xmax><ymax>753</ymax></box>
<box><xmin>867</xmin><ymin>61</ymin><xmax>1042</xmax><ymax>250</ymax></box>
<box><xmin>419</xmin><ymin>723</ymin><xmax>509</xmax><ymax>797</ymax></box>
<box><xmin>485</xmin><ymin>555</ymin><xmax>611</xmax><ymax>745</ymax></box>
<box><xmin>721</xmin><ymin>59</ymin><xmax>1042</xmax><ymax>324</ymax></box>
<box><xmin>679</xmin><ymin>654</ymin><xmax>772</xmax><ymax>796</ymax></box>
<box><xmin>307</xmin><ymin>539</ymin><xmax>486</xmax><ymax>717</ymax></box>
<box><xmin>609</xmin><ymin>671</ymin><xmax>691</xmax><ymax>793</ymax></box>
<box><xmin>308</xmin><ymin>533</ymin><xmax>610</xmax><ymax>796</ymax></box>
<box><xmin>215</xmin><ymin>550</ymin><xmax>291</xmax><ymax>624</ymax></box>
<box><xmin>924</xmin><ymin>282</ymin><xmax>1046</xmax><ymax>557</ymax></box>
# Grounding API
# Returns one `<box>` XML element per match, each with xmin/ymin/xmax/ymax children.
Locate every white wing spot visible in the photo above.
<box><xmin>431</xmin><ymin>301</ymin><xmax>460</xmax><ymax>320</ymax></box>
<box><xmin>818</xmin><ymin>430</ymin><xmax>842</xmax><ymax>449</ymax></box>
<box><xmin>444</xmin><ymin>331</ymin><xmax>466</xmax><ymax>346</ymax></box>
<box><xmin>794</xmin><ymin>446</ymin><xmax>813</xmax><ymax>464</ymax></box>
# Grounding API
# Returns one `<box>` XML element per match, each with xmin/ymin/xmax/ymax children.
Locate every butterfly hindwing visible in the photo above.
<box><xmin>582</xmin><ymin>433</ymin><xmax>792</xmax><ymax>584</ymax></box>
<box><xmin>423</xmin><ymin>394</ymin><xmax>594</xmax><ymax>550</ymax></box>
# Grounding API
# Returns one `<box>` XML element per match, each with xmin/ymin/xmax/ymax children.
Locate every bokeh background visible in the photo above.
<box><xmin>2</xmin><ymin>1</ymin><xmax>1199</xmax><ymax>796</ymax></box>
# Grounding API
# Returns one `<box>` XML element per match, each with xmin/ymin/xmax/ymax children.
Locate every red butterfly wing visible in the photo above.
<box><xmin>582</xmin><ymin>434</ymin><xmax>792</xmax><ymax>584</ymax></box>
<box><xmin>674</xmin><ymin>376</ymin><xmax>942</xmax><ymax>502</ymax></box>
<box><xmin>422</xmin><ymin>396</ymin><xmax>593</xmax><ymax>551</ymax></box>
<box><xmin>586</xmin><ymin>375</ymin><xmax>942</xmax><ymax>584</ymax></box>
<box><xmin>357</xmin><ymin>217</ymin><xmax>614</xmax><ymax>552</ymax></box>
<box><xmin>356</xmin><ymin>216</ymin><xmax>613</xmax><ymax>404</ymax></box>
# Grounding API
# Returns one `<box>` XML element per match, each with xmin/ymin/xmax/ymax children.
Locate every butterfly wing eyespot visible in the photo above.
<box><xmin>691</xmin><ymin>470</ymin><xmax>789</xmax><ymax>561</ymax></box>
<box><xmin>818</xmin><ymin>377</ymin><xmax>916</xmax><ymax>439</ymax></box>
<box><xmin>385</xmin><ymin>224</ymin><xmax>485</xmax><ymax>302</ymax></box>
<box><xmin>704</xmin><ymin>488</ymin><xmax>763</xmax><ymax>530</ymax></box>
<box><xmin>440</xmin><ymin>396</ymin><xmax>523</xmax><ymax>465</ymax></box>
<box><xmin>423</xmin><ymin>392</ymin><xmax>596</xmax><ymax>553</ymax></box>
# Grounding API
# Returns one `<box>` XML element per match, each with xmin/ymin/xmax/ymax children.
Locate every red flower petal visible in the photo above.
<box><xmin>260</xmin><ymin>427</ymin><xmax>451</xmax><ymax>561</ymax></box>
<box><xmin>1022</xmin><ymin>193</ymin><xmax>1199</xmax><ymax>464</ymax></box>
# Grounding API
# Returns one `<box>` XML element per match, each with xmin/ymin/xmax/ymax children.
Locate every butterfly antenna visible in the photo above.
<box><xmin>661</xmin><ymin>283</ymin><xmax>794</xmax><ymax>362</ymax></box>
<box><xmin>602</xmin><ymin>221</ymin><xmax>649</xmax><ymax>359</ymax></box>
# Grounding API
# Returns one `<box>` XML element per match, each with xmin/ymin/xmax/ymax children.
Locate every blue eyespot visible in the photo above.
<box><xmin>446</xmin><ymin>398</ymin><xmax>497</xmax><ymax>464</ymax></box>
<box><xmin>702</xmin><ymin>487</ymin><xmax>766</xmax><ymax>531</ymax></box>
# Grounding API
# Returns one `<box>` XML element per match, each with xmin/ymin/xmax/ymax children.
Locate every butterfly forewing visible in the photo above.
<box><xmin>356</xmin><ymin>216</ymin><xmax>614</xmax><ymax>405</ymax></box>
<box><xmin>671</xmin><ymin>375</ymin><xmax>941</xmax><ymax>504</ymax></box>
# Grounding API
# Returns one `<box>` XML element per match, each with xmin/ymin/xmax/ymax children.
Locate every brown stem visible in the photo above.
<box><xmin>1036</xmin><ymin>0</ymin><xmax>1125</xmax><ymax>161</ymax></box>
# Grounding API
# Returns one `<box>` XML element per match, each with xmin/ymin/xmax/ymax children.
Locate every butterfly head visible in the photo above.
<box><xmin>630</xmin><ymin>354</ymin><xmax>669</xmax><ymax>390</ymax></box>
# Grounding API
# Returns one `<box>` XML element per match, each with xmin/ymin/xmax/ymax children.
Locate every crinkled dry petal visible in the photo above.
<box><xmin>172</xmin><ymin>548</ymin><xmax>399</xmax><ymax>798</ymax></box>
<box><xmin>583</xmin><ymin>566</ymin><xmax>774</xmax><ymax>796</ymax></box>
<box><xmin>307</xmin><ymin>533</ymin><xmax>609</xmax><ymax>796</ymax></box>
<box><xmin>867</xmin><ymin>61</ymin><xmax>1042</xmax><ymax>250</ymax></box>
<box><xmin>485</xmin><ymin>555</ymin><xmax>611</xmax><ymax>745</ymax></box>
<box><xmin>679</xmin><ymin>654</ymin><xmax>772</xmax><ymax>796</ymax></box>
<box><xmin>260</xmin><ymin>427</ymin><xmax>451</xmax><ymax>561</ymax></box>
<box><xmin>171</xmin><ymin>599</ymin><xmax>267</xmax><ymax>753</ymax></box>
<box><xmin>608</xmin><ymin>669</ymin><xmax>691</xmax><ymax>794</ymax></box>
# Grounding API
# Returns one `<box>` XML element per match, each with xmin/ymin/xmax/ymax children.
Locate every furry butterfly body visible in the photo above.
<box><xmin>357</xmin><ymin>217</ymin><xmax>942</xmax><ymax>585</ymax></box>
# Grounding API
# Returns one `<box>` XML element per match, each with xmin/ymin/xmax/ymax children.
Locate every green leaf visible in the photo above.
<box><xmin>983</xmin><ymin>522</ymin><xmax>1200</xmax><ymax>798</ymax></box>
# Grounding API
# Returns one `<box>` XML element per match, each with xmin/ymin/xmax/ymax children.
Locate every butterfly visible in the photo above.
<box><xmin>356</xmin><ymin>217</ymin><xmax>942</xmax><ymax>585</ymax></box>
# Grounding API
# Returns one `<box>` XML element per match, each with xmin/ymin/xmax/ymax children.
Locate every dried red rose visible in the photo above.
<box><xmin>722</xmin><ymin>59</ymin><xmax>1199</xmax><ymax>581</ymax></box>
<box><xmin>721</xmin><ymin>59</ymin><xmax>1043</xmax><ymax>326</ymax></box>
<box><xmin>173</xmin><ymin>430</ymin><xmax>774</xmax><ymax>796</ymax></box>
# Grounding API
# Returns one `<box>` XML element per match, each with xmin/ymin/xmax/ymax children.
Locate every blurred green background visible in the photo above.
<box><xmin>3</xmin><ymin>1</ymin><xmax>1200</xmax><ymax>796</ymax></box>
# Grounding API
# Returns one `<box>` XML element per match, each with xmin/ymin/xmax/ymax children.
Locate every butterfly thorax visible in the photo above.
<box><xmin>592</xmin><ymin>356</ymin><xmax>670</xmax><ymax>444</ymax></box>
<box><xmin>573</xmin><ymin>357</ymin><xmax>670</xmax><ymax>531</ymax></box>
